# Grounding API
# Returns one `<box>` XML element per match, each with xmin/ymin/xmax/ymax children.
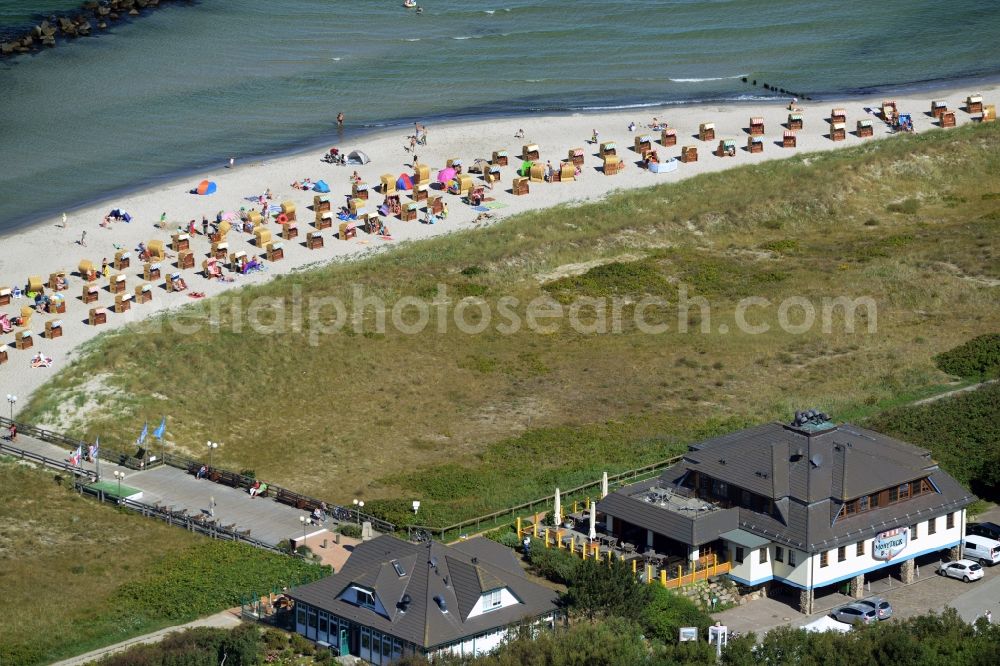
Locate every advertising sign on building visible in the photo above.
<box><xmin>872</xmin><ymin>526</ymin><xmax>909</xmax><ymax>561</ymax></box>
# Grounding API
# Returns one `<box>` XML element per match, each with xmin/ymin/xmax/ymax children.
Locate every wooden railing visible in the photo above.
<box><xmin>0</xmin><ymin>440</ymin><xmax>97</xmax><ymax>481</ymax></box>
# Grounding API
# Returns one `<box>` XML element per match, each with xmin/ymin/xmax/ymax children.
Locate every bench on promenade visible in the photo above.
<box><xmin>275</xmin><ymin>488</ymin><xmax>324</xmax><ymax>513</ymax></box>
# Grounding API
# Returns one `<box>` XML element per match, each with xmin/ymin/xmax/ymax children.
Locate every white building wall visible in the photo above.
<box><xmin>809</xmin><ymin>510</ymin><xmax>964</xmax><ymax>588</ymax></box>
<box><xmin>466</xmin><ymin>587</ymin><xmax>520</xmax><ymax>620</ymax></box>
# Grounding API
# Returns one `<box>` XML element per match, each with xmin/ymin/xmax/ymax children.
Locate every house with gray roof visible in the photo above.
<box><xmin>288</xmin><ymin>535</ymin><xmax>559</xmax><ymax>663</ymax></box>
<box><xmin>596</xmin><ymin>411</ymin><xmax>974</xmax><ymax>613</ymax></box>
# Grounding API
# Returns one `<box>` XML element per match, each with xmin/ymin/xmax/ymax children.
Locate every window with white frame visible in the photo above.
<box><xmin>482</xmin><ymin>588</ymin><xmax>503</xmax><ymax>612</ymax></box>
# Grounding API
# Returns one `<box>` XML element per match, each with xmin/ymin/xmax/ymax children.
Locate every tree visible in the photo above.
<box><xmin>640</xmin><ymin>584</ymin><xmax>713</xmax><ymax>645</ymax></box>
<box><xmin>564</xmin><ymin>557</ymin><xmax>653</xmax><ymax>621</ymax></box>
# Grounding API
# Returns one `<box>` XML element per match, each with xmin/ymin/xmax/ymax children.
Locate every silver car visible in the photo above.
<box><xmin>938</xmin><ymin>559</ymin><xmax>984</xmax><ymax>582</ymax></box>
<box><xmin>831</xmin><ymin>603</ymin><xmax>877</xmax><ymax>625</ymax></box>
<box><xmin>855</xmin><ymin>597</ymin><xmax>892</xmax><ymax>620</ymax></box>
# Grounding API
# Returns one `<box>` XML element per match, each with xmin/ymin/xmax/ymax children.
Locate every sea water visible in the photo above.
<box><xmin>1</xmin><ymin>0</ymin><xmax>999</xmax><ymax>231</ymax></box>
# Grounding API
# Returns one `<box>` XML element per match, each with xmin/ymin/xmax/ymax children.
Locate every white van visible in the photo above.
<box><xmin>963</xmin><ymin>534</ymin><xmax>1000</xmax><ymax>566</ymax></box>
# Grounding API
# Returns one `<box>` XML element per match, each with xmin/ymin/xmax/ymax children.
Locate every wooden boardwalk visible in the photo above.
<box><xmin>4</xmin><ymin>433</ymin><xmax>324</xmax><ymax>546</ymax></box>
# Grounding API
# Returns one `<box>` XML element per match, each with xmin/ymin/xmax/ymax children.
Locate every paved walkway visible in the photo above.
<box><xmin>50</xmin><ymin>609</ymin><xmax>242</xmax><ymax>666</ymax></box>
<box><xmin>5</xmin><ymin>433</ymin><xmax>326</xmax><ymax>546</ymax></box>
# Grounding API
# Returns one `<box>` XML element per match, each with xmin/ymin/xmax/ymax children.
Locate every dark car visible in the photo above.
<box><xmin>855</xmin><ymin>597</ymin><xmax>892</xmax><ymax>620</ymax></box>
<box><xmin>967</xmin><ymin>522</ymin><xmax>1000</xmax><ymax>542</ymax></box>
<box><xmin>831</xmin><ymin>603</ymin><xmax>877</xmax><ymax>625</ymax></box>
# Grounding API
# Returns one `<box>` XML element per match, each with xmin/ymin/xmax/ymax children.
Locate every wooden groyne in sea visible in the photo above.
<box><xmin>0</xmin><ymin>0</ymin><xmax>192</xmax><ymax>58</ymax></box>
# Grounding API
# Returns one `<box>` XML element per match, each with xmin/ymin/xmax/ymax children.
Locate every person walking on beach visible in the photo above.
<box><xmin>201</xmin><ymin>216</ymin><xmax>209</xmax><ymax>236</ymax></box>
<box><xmin>79</xmin><ymin>230</ymin><xmax>87</xmax><ymax>247</ymax></box>
<box><xmin>159</xmin><ymin>212</ymin><xmax>167</xmax><ymax>228</ymax></box>
<box><xmin>228</xmin><ymin>157</ymin><xmax>235</xmax><ymax>169</ymax></box>
<box><xmin>61</xmin><ymin>212</ymin><xmax>68</xmax><ymax>228</ymax></box>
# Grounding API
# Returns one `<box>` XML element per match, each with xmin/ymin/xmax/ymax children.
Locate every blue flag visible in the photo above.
<box><xmin>153</xmin><ymin>417</ymin><xmax>166</xmax><ymax>440</ymax></box>
<box><xmin>137</xmin><ymin>422</ymin><xmax>148</xmax><ymax>446</ymax></box>
<box><xmin>89</xmin><ymin>437</ymin><xmax>100</xmax><ymax>461</ymax></box>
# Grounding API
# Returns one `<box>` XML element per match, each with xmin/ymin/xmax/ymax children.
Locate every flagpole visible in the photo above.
<box><xmin>96</xmin><ymin>440</ymin><xmax>101</xmax><ymax>481</ymax></box>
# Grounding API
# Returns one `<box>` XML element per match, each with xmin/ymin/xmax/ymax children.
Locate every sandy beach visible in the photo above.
<box><xmin>1</xmin><ymin>82</ymin><xmax>996</xmax><ymax>418</ymax></box>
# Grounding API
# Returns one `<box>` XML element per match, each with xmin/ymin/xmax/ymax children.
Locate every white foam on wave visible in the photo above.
<box><xmin>331</xmin><ymin>57</ymin><xmax>342</xmax><ymax>61</ymax></box>
<box><xmin>403</xmin><ymin>38</ymin><xmax>421</xmax><ymax>42</ymax></box>
<box><xmin>453</xmin><ymin>35</ymin><xmax>484</xmax><ymax>40</ymax></box>
<box><xmin>668</xmin><ymin>74</ymin><xmax>749</xmax><ymax>83</ymax></box>
<box><xmin>484</xmin><ymin>9</ymin><xmax>495</xmax><ymax>14</ymax></box>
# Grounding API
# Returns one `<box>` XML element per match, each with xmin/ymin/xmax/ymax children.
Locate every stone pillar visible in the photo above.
<box><xmin>646</xmin><ymin>529</ymin><xmax>655</xmax><ymax>549</ymax></box>
<box><xmin>848</xmin><ymin>574</ymin><xmax>865</xmax><ymax>599</ymax></box>
<box><xmin>900</xmin><ymin>558</ymin><xmax>915</xmax><ymax>584</ymax></box>
<box><xmin>947</xmin><ymin>545</ymin><xmax>961</xmax><ymax>561</ymax></box>
<box><xmin>798</xmin><ymin>588</ymin><xmax>813</xmax><ymax>615</ymax></box>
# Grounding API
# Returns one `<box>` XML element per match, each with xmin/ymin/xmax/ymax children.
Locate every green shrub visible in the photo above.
<box><xmin>337</xmin><ymin>523</ymin><xmax>363</xmax><ymax>539</ymax></box>
<box><xmin>934</xmin><ymin>334</ymin><xmax>1000</xmax><ymax>381</ymax></box>
<box><xmin>527</xmin><ymin>538</ymin><xmax>579</xmax><ymax>584</ymax></box>
<box><xmin>289</xmin><ymin>631</ymin><xmax>315</xmax><ymax>656</ymax></box>
<box><xmin>640</xmin><ymin>585</ymin><xmax>714</xmax><ymax>645</ymax></box>
<box><xmin>497</xmin><ymin>531</ymin><xmax>522</xmax><ymax>549</ymax></box>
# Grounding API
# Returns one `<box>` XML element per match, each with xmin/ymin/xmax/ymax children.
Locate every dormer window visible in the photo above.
<box><xmin>355</xmin><ymin>588</ymin><xmax>376</xmax><ymax>609</ymax></box>
<box><xmin>482</xmin><ymin>588</ymin><xmax>502</xmax><ymax>612</ymax></box>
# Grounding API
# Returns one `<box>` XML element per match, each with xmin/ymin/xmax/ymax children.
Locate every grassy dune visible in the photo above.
<box><xmin>22</xmin><ymin>123</ymin><xmax>1000</xmax><ymax>526</ymax></box>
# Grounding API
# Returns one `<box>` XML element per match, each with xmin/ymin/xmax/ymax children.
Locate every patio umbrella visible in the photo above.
<box><xmin>436</xmin><ymin>167</ymin><xmax>456</xmax><ymax>183</ymax></box>
<box><xmin>554</xmin><ymin>488</ymin><xmax>561</xmax><ymax>525</ymax></box>
<box><xmin>601</xmin><ymin>471</ymin><xmax>608</xmax><ymax>498</ymax></box>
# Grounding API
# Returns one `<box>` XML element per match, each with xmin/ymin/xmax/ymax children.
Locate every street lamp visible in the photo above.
<box><xmin>113</xmin><ymin>470</ymin><xmax>125</xmax><ymax>497</ymax></box>
<box><xmin>353</xmin><ymin>499</ymin><xmax>364</xmax><ymax>525</ymax></box>
<box><xmin>5</xmin><ymin>394</ymin><xmax>16</xmax><ymax>421</ymax></box>
<box><xmin>207</xmin><ymin>441</ymin><xmax>219</xmax><ymax>468</ymax></box>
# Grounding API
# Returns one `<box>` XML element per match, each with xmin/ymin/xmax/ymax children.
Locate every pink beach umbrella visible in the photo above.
<box><xmin>436</xmin><ymin>167</ymin><xmax>457</xmax><ymax>184</ymax></box>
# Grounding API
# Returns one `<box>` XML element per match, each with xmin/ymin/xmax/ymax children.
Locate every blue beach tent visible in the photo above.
<box><xmin>313</xmin><ymin>180</ymin><xmax>331</xmax><ymax>193</ymax></box>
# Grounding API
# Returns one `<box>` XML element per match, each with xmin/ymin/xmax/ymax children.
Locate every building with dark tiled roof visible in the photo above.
<box><xmin>287</xmin><ymin>535</ymin><xmax>559</xmax><ymax>663</ymax></box>
<box><xmin>597</xmin><ymin>412</ymin><xmax>974</xmax><ymax>612</ymax></box>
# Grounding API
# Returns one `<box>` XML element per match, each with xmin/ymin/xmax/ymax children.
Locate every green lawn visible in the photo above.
<box><xmin>20</xmin><ymin>122</ymin><xmax>1000</xmax><ymax>528</ymax></box>
<box><xmin>0</xmin><ymin>458</ymin><xmax>328</xmax><ymax>665</ymax></box>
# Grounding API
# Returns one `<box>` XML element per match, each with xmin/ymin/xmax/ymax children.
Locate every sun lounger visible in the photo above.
<box><xmin>983</xmin><ymin>104</ymin><xmax>996</xmax><ymax>123</ymax></box>
<box><xmin>830</xmin><ymin>108</ymin><xmax>847</xmax><ymax>124</ymax></box>
<box><xmin>18</xmin><ymin>306</ymin><xmax>33</xmax><ymax>328</ymax></box>
<box><xmin>634</xmin><ymin>134</ymin><xmax>653</xmax><ymax>153</ymax></box>
<box><xmin>749</xmin><ymin>117</ymin><xmax>765</xmax><ymax>136</ymax></box>
<box><xmin>82</xmin><ymin>283</ymin><xmax>99</xmax><ymax>304</ymax></box>
<box><xmin>339</xmin><ymin>222</ymin><xmax>358</xmax><ymax>240</ymax></box>
<box><xmin>282</xmin><ymin>221</ymin><xmax>298</xmax><ymax>240</ymax></box>
<box><xmin>0</xmin><ymin>287</ymin><xmax>10</xmax><ymax>306</ymax></box>
<box><xmin>558</xmin><ymin>163</ymin><xmax>576</xmax><ymax>182</ymax></box>
<box><xmin>113</xmin><ymin>250</ymin><xmax>131</xmax><ymax>270</ymax></box>
<box><xmin>211</xmin><ymin>241</ymin><xmax>229</xmax><ymax>260</ymax></box>
<box><xmin>412</xmin><ymin>164</ymin><xmax>431</xmax><ymax>185</ymax></box>
<box><xmin>177</xmin><ymin>250</ymin><xmax>195</xmax><ymax>270</ymax></box>
<box><xmin>783</xmin><ymin>130</ymin><xmax>797</xmax><ymax>148</ymax></box>
<box><xmin>602</xmin><ymin>155</ymin><xmax>623</xmax><ymax>175</ymax></box>
<box><xmin>15</xmin><ymin>330</ymin><xmax>33</xmax><ymax>350</ymax></box>
<box><xmin>522</xmin><ymin>144</ymin><xmax>539</xmax><ymax>160</ymax></box>
<box><xmin>170</xmin><ymin>233</ymin><xmax>190</xmax><ymax>252</ymax></box>
<box><xmin>51</xmin><ymin>294</ymin><xmax>66</xmax><ymax>314</ymax></box>
<box><xmin>44</xmin><ymin>319</ymin><xmax>63</xmax><ymax>339</ymax></box>
<box><xmin>0</xmin><ymin>348</ymin><xmax>7</xmax><ymax>365</ymax></box>
<box><xmin>748</xmin><ymin>136</ymin><xmax>764</xmax><ymax>153</ymax></box>
<box><xmin>48</xmin><ymin>271</ymin><xmax>68</xmax><ymax>291</ymax></box>
<box><xmin>966</xmin><ymin>94</ymin><xmax>983</xmax><ymax>114</ymax></box>
<box><xmin>143</xmin><ymin>262</ymin><xmax>161</xmax><ymax>281</ymax></box>
<box><xmin>856</xmin><ymin>119</ymin><xmax>874</xmax><ymax>137</ymax></box>
<box><xmin>89</xmin><ymin>307</ymin><xmax>107</xmax><ymax>326</ymax></box>
<box><xmin>716</xmin><ymin>139</ymin><xmax>737</xmax><ymax>157</ymax></box>
<box><xmin>446</xmin><ymin>158</ymin><xmax>463</xmax><ymax>174</ymax></box>
<box><xmin>165</xmin><ymin>272</ymin><xmax>184</xmax><ymax>292</ymax></box>
<box><xmin>313</xmin><ymin>195</ymin><xmax>331</xmax><ymax>213</ymax></box>
<box><xmin>400</xmin><ymin>202</ymin><xmax>418</xmax><ymax>222</ymax></box>
<box><xmin>698</xmin><ymin>123</ymin><xmax>715</xmax><ymax>141</ymax></box>
<box><xmin>307</xmin><ymin>232</ymin><xmax>324</xmax><ymax>249</ymax></box>
<box><xmin>512</xmin><ymin>176</ymin><xmax>529</xmax><ymax>195</ymax></box>
<box><xmin>135</xmin><ymin>283</ymin><xmax>152</xmax><ymax>304</ymax></box>
<box><xmin>109</xmin><ymin>273</ymin><xmax>126</xmax><ymax>294</ymax></box>
<box><xmin>78</xmin><ymin>259</ymin><xmax>97</xmax><ymax>282</ymax></box>
<box><xmin>568</xmin><ymin>148</ymin><xmax>585</xmax><ymax>166</ymax></box>
<box><xmin>681</xmin><ymin>145</ymin><xmax>698</xmax><ymax>163</ymax></box>
<box><xmin>454</xmin><ymin>174</ymin><xmax>474</xmax><ymax>195</ymax></box>
<box><xmin>528</xmin><ymin>163</ymin><xmax>545</xmax><ymax>183</ymax></box>
<box><xmin>229</xmin><ymin>250</ymin><xmax>247</xmax><ymax>272</ymax></box>
<box><xmin>266</xmin><ymin>241</ymin><xmax>284</xmax><ymax>261</ymax></box>
<box><xmin>428</xmin><ymin>195</ymin><xmax>444</xmax><ymax>214</ymax></box>
<box><xmin>114</xmin><ymin>292</ymin><xmax>132</xmax><ymax>313</ymax></box>
<box><xmin>599</xmin><ymin>141</ymin><xmax>617</xmax><ymax>157</ymax></box>
<box><xmin>491</xmin><ymin>150</ymin><xmax>508</xmax><ymax>166</ymax></box>
<box><xmin>147</xmin><ymin>240</ymin><xmax>166</xmax><ymax>262</ymax></box>
<box><xmin>412</xmin><ymin>183</ymin><xmax>429</xmax><ymax>202</ymax></box>
<box><xmin>379</xmin><ymin>174</ymin><xmax>397</xmax><ymax>195</ymax></box>
<box><xmin>314</xmin><ymin>211</ymin><xmax>333</xmax><ymax>230</ymax></box>
<box><xmin>931</xmin><ymin>100</ymin><xmax>948</xmax><ymax>119</ymax></box>
<box><xmin>280</xmin><ymin>201</ymin><xmax>297</xmax><ymax>222</ymax></box>
<box><xmin>787</xmin><ymin>113</ymin><xmax>803</xmax><ymax>130</ymax></box>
